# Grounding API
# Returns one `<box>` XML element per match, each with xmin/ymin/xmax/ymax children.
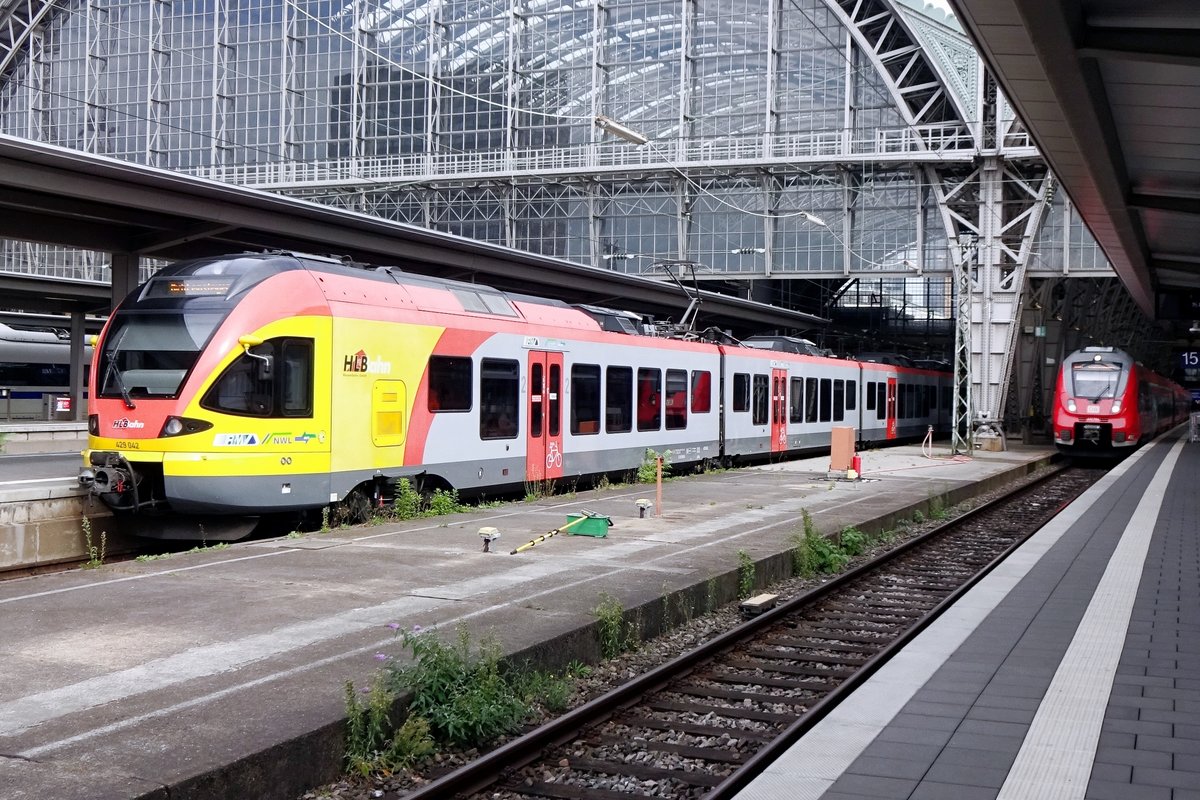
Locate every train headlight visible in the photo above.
<box><xmin>1111</xmin><ymin>400</ymin><xmax>1121</xmax><ymax>413</ymax></box>
<box><xmin>159</xmin><ymin>416</ymin><xmax>213</xmax><ymax>437</ymax></box>
<box><xmin>1067</xmin><ymin>399</ymin><xmax>1077</xmax><ymax>413</ymax></box>
<box><xmin>88</xmin><ymin>414</ymin><xmax>99</xmax><ymax>436</ymax></box>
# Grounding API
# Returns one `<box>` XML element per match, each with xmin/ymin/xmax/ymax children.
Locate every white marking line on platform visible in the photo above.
<box><xmin>734</xmin><ymin>441</ymin><xmax>1160</xmax><ymax>800</ymax></box>
<box><xmin>997</xmin><ymin>436</ymin><xmax>1186</xmax><ymax>800</ymax></box>
<box><xmin>0</xmin><ymin>476</ymin><xmax>77</xmax><ymax>485</ymax></box>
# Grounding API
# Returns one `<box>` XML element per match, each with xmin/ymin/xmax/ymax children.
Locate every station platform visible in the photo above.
<box><xmin>0</xmin><ymin>420</ymin><xmax>88</xmax><ymax>456</ymax></box>
<box><xmin>0</xmin><ymin>441</ymin><xmax>1053</xmax><ymax>800</ymax></box>
<box><xmin>736</xmin><ymin>427</ymin><xmax>1197</xmax><ymax>800</ymax></box>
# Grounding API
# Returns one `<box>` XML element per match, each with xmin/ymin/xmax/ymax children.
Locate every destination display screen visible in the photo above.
<box><xmin>142</xmin><ymin>277</ymin><xmax>234</xmax><ymax>299</ymax></box>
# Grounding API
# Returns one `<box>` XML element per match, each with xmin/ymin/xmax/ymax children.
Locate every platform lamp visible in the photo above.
<box><xmin>594</xmin><ymin>115</ymin><xmax>649</xmax><ymax>145</ymax></box>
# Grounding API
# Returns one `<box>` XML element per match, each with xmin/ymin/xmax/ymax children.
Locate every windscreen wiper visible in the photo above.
<box><xmin>102</xmin><ymin>328</ymin><xmax>136</xmax><ymax>410</ymax></box>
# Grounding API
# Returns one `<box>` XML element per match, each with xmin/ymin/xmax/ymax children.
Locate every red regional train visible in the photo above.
<box><xmin>1052</xmin><ymin>346</ymin><xmax>1191</xmax><ymax>455</ymax></box>
<box><xmin>79</xmin><ymin>252</ymin><xmax>951</xmax><ymax>538</ymax></box>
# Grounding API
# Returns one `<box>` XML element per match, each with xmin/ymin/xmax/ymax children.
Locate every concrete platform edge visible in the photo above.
<box><xmin>120</xmin><ymin>453</ymin><xmax>1056</xmax><ymax>800</ymax></box>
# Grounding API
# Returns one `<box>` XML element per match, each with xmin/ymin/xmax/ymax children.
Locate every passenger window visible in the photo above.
<box><xmin>665</xmin><ymin>369</ymin><xmax>688</xmax><ymax>430</ymax></box>
<box><xmin>819</xmin><ymin>379</ymin><xmax>832</xmax><ymax>422</ymax></box>
<box><xmin>571</xmin><ymin>364</ymin><xmax>601</xmax><ymax>435</ymax></box>
<box><xmin>690</xmin><ymin>370</ymin><xmax>712</xmax><ymax>413</ymax></box>
<box><xmin>428</xmin><ymin>356</ymin><xmax>471</xmax><ymax>412</ymax></box>
<box><xmin>606</xmin><ymin>366</ymin><xmax>633</xmax><ymax>433</ymax></box>
<box><xmin>752</xmin><ymin>374</ymin><xmax>769</xmax><ymax>425</ymax></box>
<box><xmin>846</xmin><ymin>380</ymin><xmax>856</xmax><ymax>411</ymax></box>
<box><xmin>548</xmin><ymin>364</ymin><xmax>561</xmax><ymax>437</ymax></box>
<box><xmin>877</xmin><ymin>383</ymin><xmax>887</xmax><ymax>419</ymax></box>
<box><xmin>480</xmin><ymin>358</ymin><xmax>519</xmax><ymax>439</ymax></box>
<box><xmin>733</xmin><ymin>372</ymin><xmax>750</xmax><ymax>412</ymax></box>
<box><xmin>637</xmin><ymin>368</ymin><xmax>661</xmax><ymax>431</ymax></box>
<box><xmin>833</xmin><ymin>379</ymin><xmax>845</xmax><ymax>422</ymax></box>
<box><xmin>790</xmin><ymin>377</ymin><xmax>804</xmax><ymax>423</ymax></box>
<box><xmin>866</xmin><ymin>381</ymin><xmax>876</xmax><ymax>411</ymax></box>
<box><xmin>805</xmin><ymin>377</ymin><xmax>818</xmax><ymax>422</ymax></box>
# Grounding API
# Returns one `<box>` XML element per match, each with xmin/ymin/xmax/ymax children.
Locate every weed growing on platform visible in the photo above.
<box><xmin>791</xmin><ymin>509</ymin><xmax>848</xmax><ymax>577</ymax></box>
<box><xmin>912</xmin><ymin>508</ymin><xmax>926</xmax><ymax>523</ymax></box>
<box><xmin>637</xmin><ymin>448</ymin><xmax>671</xmax><ymax>484</ymax></box>
<box><xmin>838</xmin><ymin>526</ymin><xmax>869</xmax><ymax>557</ymax></box>
<box><xmin>387</xmin><ymin>625</ymin><xmax>534</xmax><ymax>748</ymax></box>
<box><xmin>594</xmin><ymin>593</ymin><xmax>631</xmax><ymax>659</ymax></box>
<box><xmin>343</xmin><ymin>677</ymin><xmax>434</xmax><ymax>777</ymax></box>
<box><xmin>706</xmin><ymin>576</ymin><xmax>720</xmax><ymax>612</ymax></box>
<box><xmin>929</xmin><ymin>495</ymin><xmax>948</xmax><ymax>520</ymax></box>
<box><xmin>81</xmin><ymin>517</ymin><xmax>106</xmax><ymax>569</ymax></box>
<box><xmin>737</xmin><ymin>549</ymin><xmax>756</xmax><ymax>599</ymax></box>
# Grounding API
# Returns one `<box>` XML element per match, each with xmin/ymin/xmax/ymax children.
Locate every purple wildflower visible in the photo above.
<box><xmin>412</xmin><ymin>624</ymin><xmax>423</xmax><ymax>634</ymax></box>
<box><xmin>374</xmin><ymin>652</ymin><xmax>388</xmax><ymax>661</ymax></box>
<box><xmin>386</xmin><ymin>622</ymin><xmax>400</xmax><ymax>630</ymax></box>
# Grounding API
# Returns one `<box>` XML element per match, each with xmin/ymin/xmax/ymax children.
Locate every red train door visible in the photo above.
<box><xmin>526</xmin><ymin>351</ymin><xmax>564</xmax><ymax>483</ymax></box>
<box><xmin>886</xmin><ymin>377</ymin><xmax>898</xmax><ymax>439</ymax></box>
<box><xmin>771</xmin><ymin>368</ymin><xmax>788</xmax><ymax>453</ymax></box>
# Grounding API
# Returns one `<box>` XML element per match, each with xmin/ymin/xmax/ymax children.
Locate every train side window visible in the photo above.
<box><xmin>819</xmin><ymin>378</ymin><xmax>832</xmax><ymax>422</ymax></box>
<box><xmin>530</xmin><ymin>363</ymin><xmax>544</xmax><ymax>437</ymax></box>
<box><xmin>606</xmin><ymin>366</ymin><xmax>633</xmax><ymax>433</ymax></box>
<box><xmin>833</xmin><ymin>379</ymin><xmax>845</xmax><ymax>422</ymax></box>
<box><xmin>480</xmin><ymin>358</ymin><xmax>519</xmax><ymax>439</ymax></box>
<box><xmin>690</xmin><ymin>370</ymin><xmax>712</xmax><ymax>413</ymax></box>
<box><xmin>428</xmin><ymin>356</ymin><xmax>472</xmax><ymax>412</ymax></box>
<box><xmin>752</xmin><ymin>374</ymin><xmax>769</xmax><ymax>425</ymax></box>
<box><xmin>548</xmin><ymin>364</ymin><xmax>561</xmax><ymax>437</ymax></box>
<box><xmin>732</xmin><ymin>372</ymin><xmax>750</xmax><ymax>412</ymax></box>
<box><xmin>665</xmin><ymin>369</ymin><xmax>688</xmax><ymax>430</ymax></box>
<box><xmin>805</xmin><ymin>377</ymin><xmax>818</xmax><ymax>422</ymax></box>
<box><xmin>281</xmin><ymin>340</ymin><xmax>313</xmax><ymax>416</ymax></box>
<box><xmin>203</xmin><ymin>337</ymin><xmax>312</xmax><ymax>418</ymax></box>
<box><xmin>637</xmin><ymin>368</ymin><xmax>661</xmax><ymax>431</ymax></box>
<box><xmin>789</xmin><ymin>377</ymin><xmax>804</xmax><ymax>422</ymax></box>
<box><xmin>846</xmin><ymin>380</ymin><xmax>856</xmax><ymax>411</ymax></box>
<box><xmin>571</xmin><ymin>364</ymin><xmax>601</xmax><ymax>435</ymax></box>
<box><xmin>866</xmin><ymin>381</ymin><xmax>876</xmax><ymax>411</ymax></box>
<box><xmin>941</xmin><ymin>385</ymin><xmax>951</xmax><ymax>411</ymax></box>
<box><xmin>877</xmin><ymin>383</ymin><xmax>887</xmax><ymax>419</ymax></box>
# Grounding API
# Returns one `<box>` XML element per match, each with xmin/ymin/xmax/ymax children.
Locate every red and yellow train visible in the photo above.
<box><xmin>79</xmin><ymin>252</ymin><xmax>951</xmax><ymax>538</ymax></box>
<box><xmin>1052</xmin><ymin>346</ymin><xmax>1191</xmax><ymax>455</ymax></box>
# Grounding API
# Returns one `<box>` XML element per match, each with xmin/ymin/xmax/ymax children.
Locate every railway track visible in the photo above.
<box><xmin>405</xmin><ymin>465</ymin><xmax>1104</xmax><ymax>800</ymax></box>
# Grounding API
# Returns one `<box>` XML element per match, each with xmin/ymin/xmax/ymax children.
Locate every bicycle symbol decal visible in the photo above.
<box><xmin>545</xmin><ymin>441</ymin><xmax>563</xmax><ymax>469</ymax></box>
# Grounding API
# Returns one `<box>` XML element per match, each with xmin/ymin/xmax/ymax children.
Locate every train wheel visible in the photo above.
<box><xmin>333</xmin><ymin>487</ymin><xmax>373</xmax><ymax>526</ymax></box>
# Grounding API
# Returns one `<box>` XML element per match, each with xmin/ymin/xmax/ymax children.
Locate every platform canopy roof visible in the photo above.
<box><xmin>0</xmin><ymin>135</ymin><xmax>826</xmax><ymax>333</ymax></box>
<box><xmin>952</xmin><ymin>0</ymin><xmax>1200</xmax><ymax>321</ymax></box>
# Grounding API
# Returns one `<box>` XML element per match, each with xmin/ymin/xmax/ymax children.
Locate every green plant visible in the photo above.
<box><xmin>839</xmin><ymin>526</ymin><xmax>869</xmax><ymax>557</ymax></box>
<box><xmin>320</xmin><ymin>506</ymin><xmax>331</xmax><ymax>533</ymax></box>
<box><xmin>737</xmin><ymin>549</ymin><xmax>756</xmax><ymax>599</ymax></box>
<box><xmin>594</xmin><ymin>593</ymin><xmax>627</xmax><ymax>659</ymax></box>
<box><xmin>594</xmin><ymin>474</ymin><xmax>611</xmax><ymax>491</ymax></box>
<box><xmin>392</xmin><ymin>478</ymin><xmax>422</xmax><ymax>520</ymax></box>
<box><xmin>929</xmin><ymin>495</ymin><xmax>948</xmax><ymax>520</ymax></box>
<box><xmin>81</xmin><ymin>517</ymin><xmax>106</xmax><ymax>569</ymax></box>
<box><xmin>637</xmin><ymin>448</ymin><xmax>671</xmax><ymax>484</ymax></box>
<box><xmin>388</xmin><ymin>625</ymin><xmax>530</xmax><ymax>748</ymax></box>
<box><xmin>135</xmin><ymin>552</ymin><xmax>172</xmax><ymax>563</ymax></box>
<box><xmin>425</xmin><ymin>487</ymin><xmax>462</xmax><ymax>516</ymax></box>
<box><xmin>791</xmin><ymin>509</ymin><xmax>848</xmax><ymax>577</ymax></box>
<box><xmin>344</xmin><ymin>676</ymin><xmax>434</xmax><ymax>777</ymax></box>
<box><xmin>912</xmin><ymin>508</ymin><xmax>926</xmax><ymax>523</ymax></box>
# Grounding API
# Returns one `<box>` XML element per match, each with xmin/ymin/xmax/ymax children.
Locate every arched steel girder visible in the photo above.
<box><xmin>823</xmin><ymin>0</ymin><xmax>971</xmax><ymax>146</ymax></box>
<box><xmin>0</xmin><ymin>0</ymin><xmax>57</xmax><ymax>80</ymax></box>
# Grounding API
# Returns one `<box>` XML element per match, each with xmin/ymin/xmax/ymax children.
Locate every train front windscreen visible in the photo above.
<box><xmin>1070</xmin><ymin>360</ymin><xmax>1124</xmax><ymax>401</ymax></box>
<box><xmin>97</xmin><ymin>311</ymin><xmax>225</xmax><ymax>402</ymax></box>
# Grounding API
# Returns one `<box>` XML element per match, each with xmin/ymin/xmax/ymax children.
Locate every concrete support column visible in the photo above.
<box><xmin>110</xmin><ymin>251</ymin><xmax>138</xmax><ymax>311</ymax></box>
<box><xmin>69</xmin><ymin>312</ymin><xmax>86</xmax><ymax>422</ymax></box>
